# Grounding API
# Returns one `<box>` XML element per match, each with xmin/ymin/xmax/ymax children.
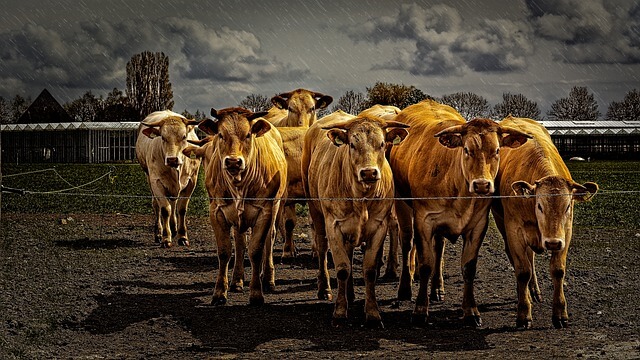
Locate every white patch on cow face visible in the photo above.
<box><xmin>160</xmin><ymin>120</ymin><xmax>189</xmax><ymax>168</ymax></box>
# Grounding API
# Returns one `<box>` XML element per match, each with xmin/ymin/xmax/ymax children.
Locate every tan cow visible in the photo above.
<box><xmin>358</xmin><ymin>105</ymin><xmax>402</xmax><ymax>279</ymax></box>
<box><xmin>135</xmin><ymin>110</ymin><xmax>201</xmax><ymax>248</ymax></box>
<box><xmin>266</xmin><ymin>88</ymin><xmax>333</xmax><ymax>127</ymax></box>
<box><xmin>390</xmin><ymin>99</ymin><xmax>530</xmax><ymax>326</ymax></box>
<box><xmin>199</xmin><ymin>107</ymin><xmax>287</xmax><ymax>306</ymax></box>
<box><xmin>264</xmin><ymin>88</ymin><xmax>333</xmax><ymax>259</ymax></box>
<box><xmin>491</xmin><ymin>116</ymin><xmax>598</xmax><ymax>329</ymax></box>
<box><xmin>302</xmin><ymin>110</ymin><xmax>409</xmax><ymax>327</ymax></box>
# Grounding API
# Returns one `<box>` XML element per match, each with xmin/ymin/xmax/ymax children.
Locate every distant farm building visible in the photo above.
<box><xmin>538</xmin><ymin>120</ymin><xmax>640</xmax><ymax>160</ymax></box>
<box><xmin>1</xmin><ymin>89</ymin><xmax>139</xmax><ymax>164</ymax></box>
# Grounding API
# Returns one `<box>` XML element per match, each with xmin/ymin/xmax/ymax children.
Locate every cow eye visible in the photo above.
<box><xmin>537</xmin><ymin>203</ymin><xmax>543</xmax><ymax>213</ymax></box>
<box><xmin>463</xmin><ymin>147</ymin><xmax>470</xmax><ymax>156</ymax></box>
<box><xmin>246</xmin><ymin>132</ymin><xmax>251</xmax><ymax>139</ymax></box>
<box><xmin>380</xmin><ymin>141</ymin><xmax>385</xmax><ymax>149</ymax></box>
<box><xmin>218</xmin><ymin>134</ymin><xmax>224</xmax><ymax>140</ymax></box>
<box><xmin>565</xmin><ymin>204</ymin><xmax>571</xmax><ymax>213</ymax></box>
<box><xmin>496</xmin><ymin>148</ymin><xmax>500</xmax><ymax>155</ymax></box>
<box><xmin>182</xmin><ymin>134</ymin><xmax>187</xmax><ymax>140</ymax></box>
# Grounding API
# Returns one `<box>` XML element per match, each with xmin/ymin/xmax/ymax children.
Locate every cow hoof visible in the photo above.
<box><xmin>411</xmin><ymin>313</ymin><xmax>430</xmax><ymax>326</ymax></box>
<box><xmin>516</xmin><ymin>318</ymin><xmax>533</xmax><ymax>329</ymax></box>
<box><xmin>177</xmin><ymin>237</ymin><xmax>190</xmax><ymax>246</ymax></box>
<box><xmin>211</xmin><ymin>297</ymin><xmax>227</xmax><ymax>306</ymax></box>
<box><xmin>397</xmin><ymin>288</ymin><xmax>412</xmax><ymax>302</ymax></box>
<box><xmin>463</xmin><ymin>315</ymin><xmax>482</xmax><ymax>328</ymax></box>
<box><xmin>317</xmin><ymin>290</ymin><xmax>332</xmax><ymax>301</ymax></box>
<box><xmin>552</xmin><ymin>316</ymin><xmax>569</xmax><ymax>329</ymax></box>
<box><xmin>249</xmin><ymin>296</ymin><xmax>265</xmax><ymax>306</ymax></box>
<box><xmin>364</xmin><ymin>318</ymin><xmax>384</xmax><ymax>329</ymax></box>
<box><xmin>331</xmin><ymin>317</ymin><xmax>348</xmax><ymax>328</ymax></box>
<box><xmin>262</xmin><ymin>282</ymin><xmax>276</xmax><ymax>293</ymax></box>
<box><xmin>161</xmin><ymin>241</ymin><xmax>173</xmax><ymax>248</ymax></box>
<box><xmin>429</xmin><ymin>290</ymin><xmax>445</xmax><ymax>302</ymax></box>
<box><xmin>230</xmin><ymin>284</ymin><xmax>243</xmax><ymax>293</ymax></box>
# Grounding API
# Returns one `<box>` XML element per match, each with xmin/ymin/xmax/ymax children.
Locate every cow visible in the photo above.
<box><xmin>358</xmin><ymin>105</ymin><xmax>402</xmax><ymax>279</ymax></box>
<box><xmin>135</xmin><ymin>110</ymin><xmax>201</xmax><ymax>248</ymax></box>
<box><xmin>389</xmin><ymin>99</ymin><xmax>531</xmax><ymax>326</ymax></box>
<box><xmin>302</xmin><ymin>110</ymin><xmax>409</xmax><ymax>327</ymax></box>
<box><xmin>266</xmin><ymin>88</ymin><xmax>333</xmax><ymax>127</ymax></box>
<box><xmin>491</xmin><ymin>116</ymin><xmax>598</xmax><ymax>329</ymax></box>
<box><xmin>264</xmin><ymin>88</ymin><xmax>333</xmax><ymax>259</ymax></box>
<box><xmin>198</xmin><ymin>107</ymin><xmax>287</xmax><ymax>306</ymax></box>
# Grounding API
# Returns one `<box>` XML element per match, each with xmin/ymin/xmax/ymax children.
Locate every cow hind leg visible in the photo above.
<box><xmin>280</xmin><ymin>204</ymin><xmax>297</xmax><ymax>261</ymax></box>
<box><xmin>395</xmin><ymin>200</ymin><xmax>414</xmax><ymax>301</ymax></box>
<box><xmin>382</xmin><ymin>214</ymin><xmax>400</xmax><ymax>280</ymax></box>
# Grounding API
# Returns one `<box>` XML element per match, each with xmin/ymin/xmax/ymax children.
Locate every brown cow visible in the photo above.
<box><xmin>199</xmin><ymin>107</ymin><xmax>287</xmax><ymax>306</ymax></box>
<box><xmin>267</xmin><ymin>88</ymin><xmax>333</xmax><ymax>127</ymax></box>
<box><xmin>302</xmin><ymin>110</ymin><xmax>409</xmax><ymax>327</ymax></box>
<box><xmin>491</xmin><ymin>116</ymin><xmax>598</xmax><ymax>329</ymax></box>
<box><xmin>135</xmin><ymin>110</ymin><xmax>201</xmax><ymax>248</ymax></box>
<box><xmin>390</xmin><ymin>99</ymin><xmax>530</xmax><ymax>326</ymax></box>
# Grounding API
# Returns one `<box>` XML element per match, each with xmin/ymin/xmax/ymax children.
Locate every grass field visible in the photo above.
<box><xmin>1</xmin><ymin>160</ymin><xmax>639</xmax><ymax>228</ymax></box>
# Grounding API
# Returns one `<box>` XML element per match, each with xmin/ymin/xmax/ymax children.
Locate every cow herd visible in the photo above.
<box><xmin>134</xmin><ymin>89</ymin><xmax>598</xmax><ymax>330</ymax></box>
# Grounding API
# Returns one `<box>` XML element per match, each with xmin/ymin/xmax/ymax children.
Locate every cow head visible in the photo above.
<box><xmin>271</xmin><ymin>88</ymin><xmax>333</xmax><ymax>127</ymax></box>
<box><xmin>142</xmin><ymin>113</ymin><xmax>200</xmax><ymax>168</ymax></box>
<box><xmin>199</xmin><ymin>107</ymin><xmax>270</xmax><ymax>182</ymax></box>
<box><xmin>434</xmin><ymin>118</ymin><xmax>531</xmax><ymax>195</ymax></box>
<box><xmin>512</xmin><ymin>176</ymin><xmax>598</xmax><ymax>251</ymax></box>
<box><xmin>323</xmin><ymin>116</ymin><xmax>409</xmax><ymax>189</ymax></box>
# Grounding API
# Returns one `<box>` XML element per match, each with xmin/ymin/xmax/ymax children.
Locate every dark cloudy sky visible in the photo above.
<box><xmin>1</xmin><ymin>0</ymin><xmax>639</xmax><ymax>117</ymax></box>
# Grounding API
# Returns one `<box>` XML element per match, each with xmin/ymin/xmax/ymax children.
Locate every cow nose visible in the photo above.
<box><xmin>544</xmin><ymin>239</ymin><xmax>564</xmax><ymax>251</ymax></box>
<box><xmin>166</xmin><ymin>156</ymin><xmax>181</xmax><ymax>168</ymax></box>
<box><xmin>471</xmin><ymin>179</ymin><xmax>493</xmax><ymax>195</ymax></box>
<box><xmin>224</xmin><ymin>156</ymin><xmax>243</xmax><ymax>169</ymax></box>
<box><xmin>359</xmin><ymin>167</ymin><xmax>379</xmax><ymax>183</ymax></box>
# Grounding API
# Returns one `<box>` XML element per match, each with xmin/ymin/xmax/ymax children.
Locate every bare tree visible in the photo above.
<box><xmin>64</xmin><ymin>91</ymin><xmax>104</xmax><ymax>122</ymax></box>
<box><xmin>548</xmin><ymin>86</ymin><xmax>600</xmax><ymax>121</ymax></box>
<box><xmin>239</xmin><ymin>94</ymin><xmax>271</xmax><ymax>112</ymax></box>
<box><xmin>10</xmin><ymin>95</ymin><xmax>30</xmax><ymax>123</ymax></box>
<box><xmin>493</xmin><ymin>93</ymin><xmax>541</xmax><ymax>120</ymax></box>
<box><xmin>364</xmin><ymin>82</ymin><xmax>430</xmax><ymax>109</ymax></box>
<box><xmin>126</xmin><ymin>51</ymin><xmax>174</xmax><ymax>120</ymax></box>
<box><xmin>332</xmin><ymin>90</ymin><xmax>367</xmax><ymax>114</ymax></box>
<box><xmin>0</xmin><ymin>96</ymin><xmax>12</xmax><ymax>124</ymax></box>
<box><xmin>440</xmin><ymin>92</ymin><xmax>490</xmax><ymax>120</ymax></box>
<box><xmin>606</xmin><ymin>89</ymin><xmax>640</xmax><ymax>121</ymax></box>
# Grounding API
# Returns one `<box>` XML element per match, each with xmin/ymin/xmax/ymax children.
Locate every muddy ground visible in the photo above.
<box><xmin>1</xmin><ymin>212</ymin><xmax>639</xmax><ymax>359</ymax></box>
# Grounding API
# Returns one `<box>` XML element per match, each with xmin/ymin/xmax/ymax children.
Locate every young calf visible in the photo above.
<box><xmin>302</xmin><ymin>110</ymin><xmax>409</xmax><ymax>327</ymax></box>
<box><xmin>492</xmin><ymin>116</ymin><xmax>598</xmax><ymax>329</ymax></box>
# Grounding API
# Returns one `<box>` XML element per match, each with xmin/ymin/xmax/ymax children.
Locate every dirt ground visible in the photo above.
<box><xmin>1</xmin><ymin>212</ymin><xmax>639</xmax><ymax>359</ymax></box>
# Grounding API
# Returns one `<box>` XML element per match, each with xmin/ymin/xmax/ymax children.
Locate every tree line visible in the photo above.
<box><xmin>1</xmin><ymin>50</ymin><xmax>639</xmax><ymax>124</ymax></box>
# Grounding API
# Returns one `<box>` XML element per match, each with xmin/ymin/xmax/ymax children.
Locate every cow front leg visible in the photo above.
<box><xmin>152</xmin><ymin>196</ymin><xmax>162</xmax><ymax>243</ymax></box>
<box><xmin>175</xmin><ymin>179</ymin><xmax>196</xmax><ymax>246</ymax></box>
<box><xmin>158</xmin><ymin>199</ymin><xmax>173</xmax><ymax>248</ymax></box>
<box><xmin>261</xmin><ymin>224</ymin><xmax>277</xmax><ymax>293</ymax></box>
<box><xmin>248</xmin><ymin>213</ymin><xmax>274</xmax><ymax>306</ymax></box>
<box><xmin>230</xmin><ymin>228</ymin><xmax>246</xmax><ymax>292</ymax></box>
<box><xmin>363</xmin><ymin>228</ymin><xmax>387</xmax><ymax>328</ymax></box>
<box><xmin>382</xmin><ymin>211</ymin><xmax>399</xmax><ymax>279</ymax></box>
<box><xmin>508</xmin><ymin>236</ymin><xmax>534</xmax><ymax>329</ymax></box>
<box><xmin>528</xmin><ymin>248</ymin><xmax>542</xmax><ymax>303</ymax></box>
<box><xmin>395</xmin><ymin>200</ymin><xmax>414</xmax><ymax>301</ymax></box>
<box><xmin>309</xmin><ymin>202</ymin><xmax>331</xmax><ymax>300</ymax></box>
<box><xmin>211</xmin><ymin>210</ymin><xmax>232</xmax><ymax>305</ymax></box>
<box><xmin>430</xmin><ymin>234</ymin><xmax>446</xmax><ymax>302</ymax></box>
<box><xmin>329</xmin><ymin>237</ymin><xmax>351</xmax><ymax>327</ymax></box>
<box><xmin>412</xmin><ymin>220</ymin><xmax>435</xmax><ymax>325</ymax></box>
<box><xmin>550</xmin><ymin>247</ymin><xmax>570</xmax><ymax>329</ymax></box>
<box><xmin>460</xmin><ymin>226</ymin><xmax>488</xmax><ymax>328</ymax></box>
<box><xmin>281</xmin><ymin>204</ymin><xmax>297</xmax><ymax>261</ymax></box>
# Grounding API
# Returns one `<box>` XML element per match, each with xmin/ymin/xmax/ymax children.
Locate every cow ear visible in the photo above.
<box><xmin>198</xmin><ymin>118</ymin><xmax>219</xmax><ymax>135</ymax></box>
<box><xmin>326</xmin><ymin>129</ymin><xmax>348</xmax><ymax>147</ymax></box>
<box><xmin>500</xmin><ymin>128</ymin><xmax>532</xmax><ymax>149</ymax></box>
<box><xmin>572</xmin><ymin>181</ymin><xmax>598</xmax><ymax>202</ymax></box>
<box><xmin>315</xmin><ymin>95</ymin><xmax>333</xmax><ymax>110</ymax></box>
<box><xmin>182</xmin><ymin>145</ymin><xmax>203</xmax><ymax>159</ymax></box>
<box><xmin>251</xmin><ymin>119</ymin><xmax>272</xmax><ymax>138</ymax></box>
<box><xmin>210</xmin><ymin>108</ymin><xmax>218</xmax><ymax>118</ymax></box>
<box><xmin>142</xmin><ymin>126</ymin><xmax>161</xmax><ymax>139</ymax></box>
<box><xmin>436</xmin><ymin>133</ymin><xmax>462</xmax><ymax>148</ymax></box>
<box><xmin>386</xmin><ymin>128</ymin><xmax>409</xmax><ymax>146</ymax></box>
<box><xmin>512</xmin><ymin>181</ymin><xmax>535</xmax><ymax>197</ymax></box>
<box><xmin>271</xmin><ymin>96</ymin><xmax>287</xmax><ymax>110</ymax></box>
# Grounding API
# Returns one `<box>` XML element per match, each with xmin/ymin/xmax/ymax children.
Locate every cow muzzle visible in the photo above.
<box><xmin>165</xmin><ymin>156</ymin><xmax>182</xmax><ymax>168</ymax></box>
<box><xmin>224</xmin><ymin>156</ymin><xmax>245</xmax><ymax>175</ymax></box>
<box><xmin>542</xmin><ymin>237</ymin><xmax>565</xmax><ymax>251</ymax></box>
<box><xmin>358</xmin><ymin>167</ymin><xmax>380</xmax><ymax>184</ymax></box>
<box><xmin>470</xmin><ymin>179</ymin><xmax>494</xmax><ymax>195</ymax></box>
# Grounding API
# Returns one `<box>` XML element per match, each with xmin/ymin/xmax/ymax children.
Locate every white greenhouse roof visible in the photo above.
<box><xmin>537</xmin><ymin>120</ymin><xmax>640</xmax><ymax>135</ymax></box>
<box><xmin>1</xmin><ymin>122</ymin><xmax>140</xmax><ymax>132</ymax></box>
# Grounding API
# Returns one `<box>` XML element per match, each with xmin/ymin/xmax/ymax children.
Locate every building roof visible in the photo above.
<box><xmin>17</xmin><ymin>89</ymin><xmax>73</xmax><ymax>124</ymax></box>
<box><xmin>1</xmin><ymin>122</ymin><xmax>140</xmax><ymax>131</ymax></box>
<box><xmin>537</xmin><ymin>120</ymin><xmax>640</xmax><ymax>135</ymax></box>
